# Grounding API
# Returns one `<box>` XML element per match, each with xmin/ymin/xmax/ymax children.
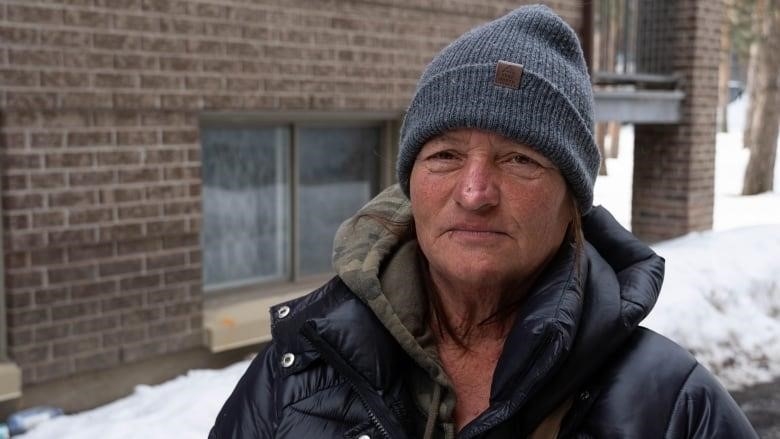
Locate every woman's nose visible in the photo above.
<box><xmin>453</xmin><ymin>157</ymin><xmax>500</xmax><ymax>211</ymax></box>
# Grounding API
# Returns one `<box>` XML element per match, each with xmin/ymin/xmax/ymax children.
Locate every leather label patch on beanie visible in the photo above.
<box><xmin>494</xmin><ymin>60</ymin><xmax>524</xmax><ymax>89</ymax></box>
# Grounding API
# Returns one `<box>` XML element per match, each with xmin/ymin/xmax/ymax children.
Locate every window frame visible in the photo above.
<box><xmin>199</xmin><ymin>111</ymin><xmax>400</xmax><ymax>304</ymax></box>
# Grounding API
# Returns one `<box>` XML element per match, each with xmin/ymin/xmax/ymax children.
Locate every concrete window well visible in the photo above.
<box><xmin>0</xmin><ymin>0</ymin><xmax>720</xmax><ymax>416</ymax></box>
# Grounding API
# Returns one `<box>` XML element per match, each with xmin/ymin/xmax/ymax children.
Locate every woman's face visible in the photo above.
<box><xmin>410</xmin><ymin>129</ymin><xmax>572</xmax><ymax>292</ymax></box>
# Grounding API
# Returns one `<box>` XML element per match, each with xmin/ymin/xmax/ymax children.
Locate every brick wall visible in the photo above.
<box><xmin>632</xmin><ymin>0</ymin><xmax>721</xmax><ymax>241</ymax></box>
<box><xmin>1</xmin><ymin>0</ymin><xmax>586</xmax><ymax>384</ymax></box>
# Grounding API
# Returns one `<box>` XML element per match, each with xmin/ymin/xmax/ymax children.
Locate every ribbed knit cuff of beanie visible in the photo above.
<box><xmin>396</xmin><ymin>4</ymin><xmax>601</xmax><ymax>213</ymax></box>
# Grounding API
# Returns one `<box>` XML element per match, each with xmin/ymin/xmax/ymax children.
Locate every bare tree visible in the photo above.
<box><xmin>743</xmin><ymin>0</ymin><xmax>767</xmax><ymax>149</ymax></box>
<box><xmin>742</xmin><ymin>0</ymin><xmax>779</xmax><ymax>195</ymax></box>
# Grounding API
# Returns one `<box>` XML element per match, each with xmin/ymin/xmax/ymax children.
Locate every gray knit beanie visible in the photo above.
<box><xmin>397</xmin><ymin>4</ymin><xmax>600</xmax><ymax>212</ymax></box>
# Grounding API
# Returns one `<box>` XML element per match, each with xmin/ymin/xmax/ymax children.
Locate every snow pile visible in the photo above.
<box><xmin>17</xmin><ymin>360</ymin><xmax>250</xmax><ymax>439</ymax></box>
<box><xmin>644</xmin><ymin>226</ymin><xmax>780</xmax><ymax>388</ymax></box>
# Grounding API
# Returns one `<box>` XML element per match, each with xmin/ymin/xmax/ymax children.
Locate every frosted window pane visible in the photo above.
<box><xmin>201</xmin><ymin>127</ymin><xmax>290</xmax><ymax>288</ymax></box>
<box><xmin>297</xmin><ymin>126</ymin><xmax>380</xmax><ymax>276</ymax></box>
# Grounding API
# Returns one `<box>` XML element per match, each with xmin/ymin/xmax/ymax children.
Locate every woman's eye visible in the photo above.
<box><xmin>510</xmin><ymin>154</ymin><xmax>539</xmax><ymax>166</ymax></box>
<box><xmin>430</xmin><ymin>150</ymin><xmax>458</xmax><ymax>160</ymax></box>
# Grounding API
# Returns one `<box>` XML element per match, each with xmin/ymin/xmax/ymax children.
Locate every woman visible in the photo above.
<box><xmin>210</xmin><ymin>5</ymin><xmax>757</xmax><ymax>438</ymax></box>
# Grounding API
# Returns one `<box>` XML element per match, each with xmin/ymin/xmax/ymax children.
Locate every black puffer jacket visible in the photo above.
<box><xmin>210</xmin><ymin>197</ymin><xmax>757</xmax><ymax>438</ymax></box>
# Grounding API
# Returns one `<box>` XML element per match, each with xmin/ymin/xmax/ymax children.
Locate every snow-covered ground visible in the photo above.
<box><xmin>18</xmin><ymin>96</ymin><xmax>780</xmax><ymax>437</ymax></box>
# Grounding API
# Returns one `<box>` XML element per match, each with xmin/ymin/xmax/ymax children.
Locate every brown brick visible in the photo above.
<box><xmin>94</xmin><ymin>33</ymin><xmax>141</xmax><ymax>51</ymax></box>
<box><xmin>96</xmin><ymin>151</ymin><xmax>141</xmax><ymax>167</ymax></box>
<box><xmin>5</xmin><ymin>270</ymin><xmax>43</xmax><ymax>289</ymax></box>
<box><xmin>30</xmin><ymin>248</ymin><xmax>65</xmax><ymax>266</ymax></box>
<box><xmin>74</xmin><ymin>349</ymin><xmax>120</xmax><ymax>373</ymax></box>
<box><xmin>94</xmin><ymin>73</ymin><xmax>136</xmax><ymax>88</ymax></box>
<box><xmin>118</xmin><ymin>204</ymin><xmax>161</xmax><ymax>220</ymax></box>
<box><xmin>147</xmin><ymin>219</ymin><xmax>187</xmax><ymax>236</ymax></box>
<box><xmin>34</xmin><ymin>287</ymin><xmax>69</xmax><ymax>306</ymax></box>
<box><xmin>114</xmin><ymin>14</ymin><xmax>160</xmax><ymax>32</ymax></box>
<box><xmin>146</xmin><ymin>252</ymin><xmax>187</xmax><ymax>270</ymax></box>
<box><xmin>148</xmin><ymin>318</ymin><xmax>188</xmax><ymax>339</ymax></box>
<box><xmin>34</xmin><ymin>323</ymin><xmax>71</xmax><ymax>343</ymax></box>
<box><xmin>48</xmin><ymin>264</ymin><xmax>96</xmax><ymax>284</ymax></box>
<box><xmin>7</xmin><ymin>92</ymin><xmax>58</xmax><ymax>108</ymax></box>
<box><xmin>120</xmin><ymin>273</ymin><xmax>161</xmax><ymax>290</ymax></box>
<box><xmin>102</xmin><ymin>292</ymin><xmax>144</xmax><ymax>312</ymax></box>
<box><xmin>119</xmin><ymin>168</ymin><xmax>160</xmax><ymax>184</ymax></box>
<box><xmin>72</xmin><ymin>315</ymin><xmax>119</xmax><ymax>335</ymax></box>
<box><xmin>69</xmin><ymin>170</ymin><xmax>115</xmax><ymax>186</ymax></box>
<box><xmin>147</xmin><ymin>286</ymin><xmax>188</xmax><ymax>304</ymax></box>
<box><xmin>32</xmin><ymin>211</ymin><xmax>65</xmax><ymax>228</ymax></box>
<box><xmin>186</xmin><ymin>40</ymin><xmax>224</xmax><ymax>55</ymax></box>
<box><xmin>142</xmin><ymin>36</ymin><xmax>186</xmax><ymax>53</ymax></box>
<box><xmin>5</xmin><ymin>213</ymin><xmax>30</xmax><ymax>230</ymax></box>
<box><xmin>185</xmin><ymin>76</ymin><xmax>223</xmax><ymax>91</ymax></box>
<box><xmin>71</xmin><ymin>280</ymin><xmax>117</xmax><ymax>301</ymax></box>
<box><xmin>163</xmin><ymin>267</ymin><xmax>200</xmax><ymax>285</ymax></box>
<box><xmin>100</xmin><ymin>187</ymin><xmax>144</xmax><ymax>204</ymax></box>
<box><xmin>0</xmin><ymin>26</ymin><xmax>38</xmax><ymax>45</ymax></box>
<box><xmin>117</xmin><ymin>237</ymin><xmax>160</xmax><ymax>255</ymax></box>
<box><xmin>117</xmin><ymin>130</ymin><xmax>158</xmax><ymax>146</ymax></box>
<box><xmin>162</xmin><ymin>233</ymin><xmax>199</xmax><ymax>250</ymax></box>
<box><xmin>140</xmin><ymin>74</ymin><xmax>182</xmax><ymax>89</ymax></box>
<box><xmin>1</xmin><ymin>153</ymin><xmax>42</xmax><ymax>170</ymax></box>
<box><xmin>40</xmin><ymin>110</ymin><xmax>90</xmax><ymax>127</ymax></box>
<box><xmin>4</xmin><ymin>251</ymin><xmax>28</xmax><ymax>270</ymax></box>
<box><xmin>164</xmin><ymin>301</ymin><xmax>200</xmax><ymax>318</ymax></box>
<box><xmin>121</xmin><ymin>305</ymin><xmax>163</xmax><ymax>324</ymax></box>
<box><xmin>159</xmin><ymin>56</ymin><xmax>199</xmax><ymax>72</ymax></box>
<box><xmin>46</xmin><ymin>152</ymin><xmax>94</xmax><ymax>168</ymax></box>
<box><xmin>49</xmin><ymin>190</ymin><xmax>97</xmax><ymax>208</ymax></box>
<box><xmin>2</xmin><ymin>174</ymin><xmax>27</xmax><ymax>190</ymax></box>
<box><xmin>102</xmin><ymin>327</ymin><xmax>145</xmax><ymax>346</ymax></box>
<box><xmin>9</xmin><ymin>328</ymin><xmax>33</xmax><ymax>347</ymax></box>
<box><xmin>145</xmin><ymin>149</ymin><xmax>183</xmax><ymax>164</ymax></box>
<box><xmin>114</xmin><ymin>93</ymin><xmax>160</xmax><ymax>109</ymax></box>
<box><xmin>30</xmin><ymin>172</ymin><xmax>66</xmax><ymax>189</ymax></box>
<box><xmin>66</xmin><ymin>131</ymin><xmax>112</xmax><ymax>147</ymax></box>
<box><xmin>114</xmin><ymin>54</ymin><xmax>158</xmax><ymax>70</ymax></box>
<box><xmin>49</xmin><ymin>228</ymin><xmax>97</xmax><ymax>246</ymax></box>
<box><xmin>8</xmin><ymin>309</ymin><xmax>48</xmax><ymax>327</ymax></box>
<box><xmin>8</xmin><ymin>232</ymin><xmax>46</xmax><ymax>251</ymax></box>
<box><xmin>7</xmin><ymin>291</ymin><xmax>33</xmax><ymax>308</ymax></box>
<box><xmin>99</xmin><ymin>258</ymin><xmax>142</xmax><ymax>277</ymax></box>
<box><xmin>163</xmin><ymin>200</ymin><xmax>200</xmax><ymax>215</ymax></box>
<box><xmin>146</xmin><ymin>183</ymin><xmax>189</xmax><ymax>200</ymax></box>
<box><xmin>68</xmin><ymin>243</ymin><xmax>114</xmax><ymax>262</ymax></box>
<box><xmin>52</xmin><ymin>335</ymin><xmax>101</xmax><ymax>358</ymax></box>
<box><xmin>7</xmin><ymin>5</ymin><xmax>63</xmax><ymax>25</ymax></box>
<box><xmin>41</xmin><ymin>30</ymin><xmax>91</xmax><ymax>48</ymax></box>
<box><xmin>12</xmin><ymin>345</ymin><xmax>49</xmax><ymax>365</ymax></box>
<box><xmin>63</xmin><ymin>9</ymin><xmax>111</xmax><ymax>28</ymax></box>
<box><xmin>100</xmin><ymin>223</ymin><xmax>144</xmax><ymax>241</ymax></box>
<box><xmin>2</xmin><ymin>194</ymin><xmax>43</xmax><ymax>210</ymax></box>
<box><xmin>30</xmin><ymin>132</ymin><xmax>63</xmax><ymax>149</ymax></box>
<box><xmin>63</xmin><ymin>53</ymin><xmax>114</xmax><ymax>70</ymax></box>
<box><xmin>69</xmin><ymin>207</ymin><xmax>114</xmax><ymax>225</ymax></box>
<box><xmin>0</xmin><ymin>68</ymin><xmax>39</xmax><ymax>87</ymax></box>
<box><xmin>51</xmin><ymin>301</ymin><xmax>100</xmax><ymax>321</ymax></box>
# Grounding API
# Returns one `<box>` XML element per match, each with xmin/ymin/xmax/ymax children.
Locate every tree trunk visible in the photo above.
<box><xmin>607</xmin><ymin>121</ymin><xmax>621</xmax><ymax>158</ymax></box>
<box><xmin>717</xmin><ymin>1</ymin><xmax>732</xmax><ymax>133</ymax></box>
<box><xmin>743</xmin><ymin>0</ymin><xmax>767</xmax><ymax>149</ymax></box>
<box><xmin>743</xmin><ymin>1</ymin><xmax>779</xmax><ymax>195</ymax></box>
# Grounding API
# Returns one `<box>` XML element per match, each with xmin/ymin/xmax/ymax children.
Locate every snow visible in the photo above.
<box><xmin>18</xmin><ymin>95</ymin><xmax>780</xmax><ymax>438</ymax></box>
